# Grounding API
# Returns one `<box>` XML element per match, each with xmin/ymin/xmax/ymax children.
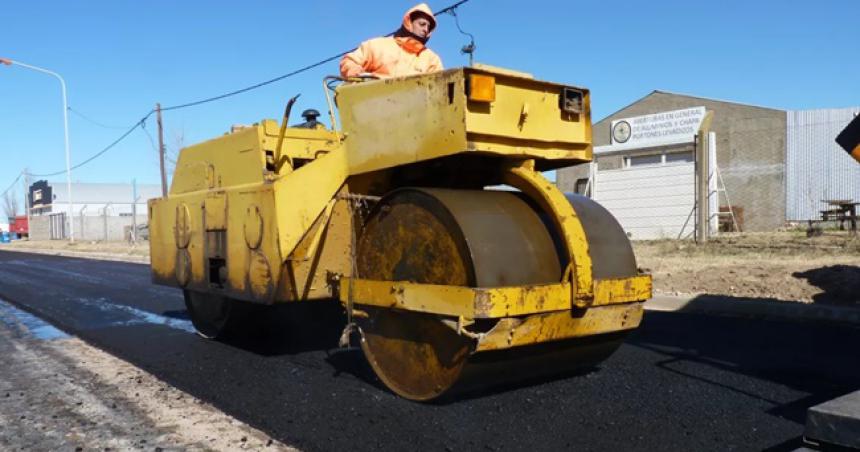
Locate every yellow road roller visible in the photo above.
<box><xmin>148</xmin><ymin>65</ymin><xmax>651</xmax><ymax>401</ymax></box>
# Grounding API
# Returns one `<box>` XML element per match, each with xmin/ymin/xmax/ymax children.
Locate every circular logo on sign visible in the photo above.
<box><xmin>612</xmin><ymin>121</ymin><xmax>631</xmax><ymax>143</ymax></box>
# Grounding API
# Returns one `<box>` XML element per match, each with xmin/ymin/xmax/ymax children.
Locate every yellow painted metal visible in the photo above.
<box><xmin>336</xmin><ymin>67</ymin><xmax>592</xmax><ymax>175</ymax></box>
<box><xmin>340</xmin><ymin>278</ymin><xmax>572</xmax><ymax>319</ymax></box>
<box><xmin>203</xmin><ymin>193</ymin><xmax>227</xmax><ymax>231</ymax></box>
<box><xmin>146</xmin><ymin>65</ymin><xmax>657</xmax><ymax>399</ymax></box>
<box><xmin>501</xmin><ymin>162</ymin><xmax>595</xmax><ymax>307</ymax></box>
<box><xmin>465</xmin><ymin>72</ymin><xmax>591</xmax><ymax>148</ymax></box>
<box><xmin>475</xmin><ymin>303</ymin><xmax>644</xmax><ymax>352</ymax></box>
<box><xmin>150</xmin><ymin>63</ymin><xmax>645</xmax><ymax>318</ymax></box>
<box><xmin>592</xmin><ymin>276</ymin><xmax>652</xmax><ymax>307</ymax></box>
<box><xmin>339</xmin><ymin>276</ymin><xmax>650</xmax><ymax>319</ymax></box>
<box><xmin>148</xmin><ymin>114</ymin><xmax>346</xmax><ymax>303</ymax></box>
<box><xmin>272</xmin><ymin>149</ymin><xmax>349</xmax><ymax>260</ymax></box>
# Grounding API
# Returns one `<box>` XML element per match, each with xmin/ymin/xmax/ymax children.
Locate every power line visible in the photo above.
<box><xmin>12</xmin><ymin>0</ymin><xmax>475</xmax><ymax>183</ymax></box>
<box><xmin>68</xmin><ymin>106</ymin><xmax>130</xmax><ymax>130</ymax></box>
<box><xmin>161</xmin><ymin>52</ymin><xmax>349</xmax><ymax>112</ymax></box>
<box><xmin>29</xmin><ymin>113</ymin><xmax>152</xmax><ymax>178</ymax></box>
<box><xmin>160</xmin><ymin>0</ymin><xmax>474</xmax><ymax>112</ymax></box>
<box><xmin>1</xmin><ymin>172</ymin><xmax>22</xmax><ymax>198</ymax></box>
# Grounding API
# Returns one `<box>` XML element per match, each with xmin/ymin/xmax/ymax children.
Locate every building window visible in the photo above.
<box><xmin>574</xmin><ymin>178</ymin><xmax>589</xmax><ymax>195</ymax></box>
<box><xmin>624</xmin><ymin>150</ymin><xmax>694</xmax><ymax>168</ymax></box>
<box><xmin>665</xmin><ymin>151</ymin><xmax>694</xmax><ymax>164</ymax></box>
<box><xmin>625</xmin><ymin>154</ymin><xmax>662</xmax><ymax>168</ymax></box>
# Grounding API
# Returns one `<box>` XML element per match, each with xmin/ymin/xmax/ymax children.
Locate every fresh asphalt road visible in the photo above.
<box><xmin>1</xmin><ymin>250</ymin><xmax>858</xmax><ymax>452</ymax></box>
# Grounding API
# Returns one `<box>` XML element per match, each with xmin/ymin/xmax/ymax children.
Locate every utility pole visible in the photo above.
<box><xmin>22</xmin><ymin>169</ymin><xmax>30</xmax><ymax>240</ymax></box>
<box><xmin>156</xmin><ymin>103</ymin><xmax>167</xmax><ymax>197</ymax></box>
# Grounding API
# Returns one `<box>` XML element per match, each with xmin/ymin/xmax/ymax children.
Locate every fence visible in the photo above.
<box><xmin>30</xmin><ymin>214</ymin><xmax>147</xmax><ymax>242</ymax></box>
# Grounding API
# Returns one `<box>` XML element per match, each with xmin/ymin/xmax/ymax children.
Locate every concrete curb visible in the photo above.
<box><xmin>646</xmin><ymin>293</ymin><xmax>860</xmax><ymax>326</ymax></box>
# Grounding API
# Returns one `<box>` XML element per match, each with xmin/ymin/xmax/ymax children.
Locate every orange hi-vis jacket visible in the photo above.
<box><xmin>340</xmin><ymin>3</ymin><xmax>444</xmax><ymax>79</ymax></box>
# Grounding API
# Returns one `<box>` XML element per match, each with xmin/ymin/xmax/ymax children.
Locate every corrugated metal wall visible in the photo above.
<box><xmin>594</xmin><ymin>162</ymin><xmax>695</xmax><ymax>240</ymax></box>
<box><xmin>786</xmin><ymin>108</ymin><xmax>860</xmax><ymax>221</ymax></box>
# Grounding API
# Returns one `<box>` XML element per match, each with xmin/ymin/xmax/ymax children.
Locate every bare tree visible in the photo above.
<box><xmin>2</xmin><ymin>190</ymin><xmax>18</xmax><ymax>219</ymax></box>
<box><xmin>167</xmin><ymin>127</ymin><xmax>185</xmax><ymax>174</ymax></box>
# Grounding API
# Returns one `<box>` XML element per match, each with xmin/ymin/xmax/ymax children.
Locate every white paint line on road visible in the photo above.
<box><xmin>0</xmin><ymin>298</ymin><xmax>70</xmax><ymax>341</ymax></box>
<box><xmin>74</xmin><ymin>297</ymin><xmax>196</xmax><ymax>334</ymax></box>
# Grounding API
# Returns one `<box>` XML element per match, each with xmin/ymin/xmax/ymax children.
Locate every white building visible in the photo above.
<box><xmin>29</xmin><ymin>181</ymin><xmax>161</xmax><ymax>218</ymax></box>
<box><xmin>27</xmin><ymin>181</ymin><xmax>161</xmax><ymax>241</ymax></box>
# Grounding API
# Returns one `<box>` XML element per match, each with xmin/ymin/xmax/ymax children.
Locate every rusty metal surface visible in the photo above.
<box><xmin>357</xmin><ymin>188</ymin><xmax>560</xmax><ymax>288</ymax></box>
<box><xmin>425</xmin><ymin>188</ymin><xmax>561</xmax><ymax>286</ymax></box>
<box><xmin>564</xmin><ymin>193</ymin><xmax>637</xmax><ymax>279</ymax></box>
<box><xmin>354</xmin><ymin>188</ymin><xmax>632</xmax><ymax>400</ymax></box>
<box><xmin>359</xmin><ymin>307</ymin><xmax>471</xmax><ymax>401</ymax></box>
<box><xmin>475</xmin><ymin>303</ymin><xmax>643</xmax><ymax>352</ymax></box>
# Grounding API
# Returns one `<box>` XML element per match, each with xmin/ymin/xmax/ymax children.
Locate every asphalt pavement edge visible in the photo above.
<box><xmin>647</xmin><ymin>294</ymin><xmax>860</xmax><ymax>326</ymax></box>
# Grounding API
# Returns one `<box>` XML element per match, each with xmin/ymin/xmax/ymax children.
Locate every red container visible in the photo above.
<box><xmin>8</xmin><ymin>215</ymin><xmax>28</xmax><ymax>235</ymax></box>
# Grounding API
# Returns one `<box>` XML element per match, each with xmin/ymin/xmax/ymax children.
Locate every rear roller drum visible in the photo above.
<box><xmin>183</xmin><ymin>290</ymin><xmax>235</xmax><ymax>339</ymax></box>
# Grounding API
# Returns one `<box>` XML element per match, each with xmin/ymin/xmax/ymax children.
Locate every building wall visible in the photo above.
<box><xmin>559</xmin><ymin>91</ymin><xmax>787</xmax><ymax>231</ymax></box>
<box><xmin>30</xmin><ymin>182</ymin><xmax>160</xmax><ymax>218</ymax></box>
<box><xmin>30</xmin><ymin>215</ymin><xmax>147</xmax><ymax>241</ymax></box>
<box><xmin>29</xmin><ymin>216</ymin><xmax>51</xmax><ymax>240</ymax></box>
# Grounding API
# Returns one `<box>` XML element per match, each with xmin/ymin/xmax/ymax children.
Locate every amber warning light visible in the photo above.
<box><xmin>467</xmin><ymin>74</ymin><xmax>496</xmax><ymax>103</ymax></box>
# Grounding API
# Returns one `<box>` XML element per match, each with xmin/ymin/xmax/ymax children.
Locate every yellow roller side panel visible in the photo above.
<box><xmin>148</xmin><ymin>197</ymin><xmax>175</xmax><ymax>285</ymax></box>
<box><xmin>224</xmin><ymin>186</ymin><xmax>282</xmax><ymax>302</ymax></box>
<box><xmin>465</xmin><ymin>73</ymin><xmax>591</xmax><ymax>147</ymax></box>
<box><xmin>337</xmin><ymin>70</ymin><xmax>468</xmax><ymax>175</ymax></box>
<box><xmin>170</xmin><ymin>126</ymin><xmax>266</xmax><ymax>195</ymax></box>
<box><xmin>272</xmin><ymin>149</ymin><xmax>349</xmax><ymax>259</ymax></box>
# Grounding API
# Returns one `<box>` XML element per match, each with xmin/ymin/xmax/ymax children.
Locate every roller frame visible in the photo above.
<box><xmin>338</xmin><ymin>277</ymin><xmax>651</xmax><ymax>319</ymax></box>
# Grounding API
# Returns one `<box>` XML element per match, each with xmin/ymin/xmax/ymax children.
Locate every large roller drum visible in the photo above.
<box><xmin>356</xmin><ymin>188</ymin><xmax>638</xmax><ymax>400</ymax></box>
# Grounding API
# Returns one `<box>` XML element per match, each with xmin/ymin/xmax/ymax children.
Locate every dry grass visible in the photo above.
<box><xmin>634</xmin><ymin>231</ymin><xmax>860</xmax><ymax>304</ymax></box>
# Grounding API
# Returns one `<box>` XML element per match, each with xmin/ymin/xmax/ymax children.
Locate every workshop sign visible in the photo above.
<box><xmin>610</xmin><ymin>106</ymin><xmax>706</xmax><ymax>147</ymax></box>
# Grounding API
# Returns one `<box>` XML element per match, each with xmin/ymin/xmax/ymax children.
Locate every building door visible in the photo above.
<box><xmin>593</xmin><ymin>159</ymin><xmax>696</xmax><ymax>240</ymax></box>
<box><xmin>49</xmin><ymin>213</ymin><xmax>67</xmax><ymax>240</ymax></box>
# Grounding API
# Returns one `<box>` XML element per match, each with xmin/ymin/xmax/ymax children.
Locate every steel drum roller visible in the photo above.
<box><xmin>356</xmin><ymin>188</ymin><xmax>637</xmax><ymax>400</ymax></box>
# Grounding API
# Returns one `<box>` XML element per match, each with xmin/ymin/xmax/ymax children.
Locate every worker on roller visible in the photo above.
<box><xmin>340</xmin><ymin>3</ymin><xmax>444</xmax><ymax>79</ymax></box>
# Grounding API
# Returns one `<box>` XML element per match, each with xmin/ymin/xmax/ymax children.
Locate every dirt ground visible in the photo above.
<box><xmin>634</xmin><ymin>230</ymin><xmax>860</xmax><ymax>305</ymax></box>
<box><xmin>0</xmin><ymin>301</ymin><xmax>293</xmax><ymax>451</ymax></box>
<box><xmin>2</xmin><ymin>239</ymin><xmax>149</xmax><ymax>261</ymax></box>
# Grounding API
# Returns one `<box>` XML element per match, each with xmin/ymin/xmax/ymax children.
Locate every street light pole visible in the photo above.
<box><xmin>1</xmin><ymin>57</ymin><xmax>75</xmax><ymax>242</ymax></box>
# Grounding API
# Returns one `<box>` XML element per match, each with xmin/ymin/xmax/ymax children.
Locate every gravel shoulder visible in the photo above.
<box><xmin>0</xmin><ymin>300</ymin><xmax>294</xmax><ymax>451</ymax></box>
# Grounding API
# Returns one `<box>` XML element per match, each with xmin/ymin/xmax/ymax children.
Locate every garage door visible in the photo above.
<box><xmin>593</xmin><ymin>163</ymin><xmax>695</xmax><ymax>240</ymax></box>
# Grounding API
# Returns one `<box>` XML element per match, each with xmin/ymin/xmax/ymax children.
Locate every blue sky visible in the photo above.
<box><xmin>1</xmin><ymin>0</ymin><xmax>857</xmax><ymax>202</ymax></box>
